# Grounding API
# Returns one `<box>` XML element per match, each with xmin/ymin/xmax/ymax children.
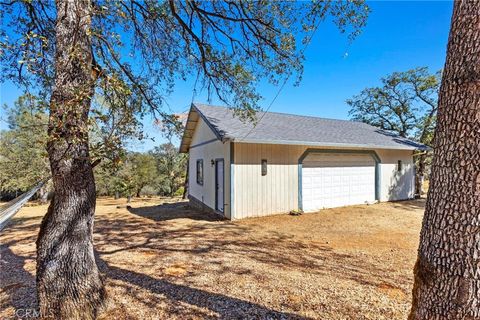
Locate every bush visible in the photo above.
<box><xmin>140</xmin><ymin>185</ymin><xmax>158</xmax><ymax>197</ymax></box>
<box><xmin>174</xmin><ymin>187</ymin><xmax>184</xmax><ymax>197</ymax></box>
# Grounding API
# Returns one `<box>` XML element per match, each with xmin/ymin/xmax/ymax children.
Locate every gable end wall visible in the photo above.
<box><xmin>187</xmin><ymin>117</ymin><xmax>231</xmax><ymax>218</ymax></box>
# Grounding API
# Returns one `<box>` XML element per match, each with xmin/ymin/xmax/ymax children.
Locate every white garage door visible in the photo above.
<box><xmin>302</xmin><ymin>153</ymin><xmax>376</xmax><ymax>212</ymax></box>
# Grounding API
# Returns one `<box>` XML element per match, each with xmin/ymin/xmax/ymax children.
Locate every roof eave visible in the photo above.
<box><xmin>231</xmin><ymin>138</ymin><xmax>426</xmax><ymax>151</ymax></box>
<box><xmin>179</xmin><ymin>103</ymin><xmax>225</xmax><ymax>153</ymax></box>
<box><xmin>178</xmin><ymin>105</ymin><xmax>198</xmax><ymax>153</ymax></box>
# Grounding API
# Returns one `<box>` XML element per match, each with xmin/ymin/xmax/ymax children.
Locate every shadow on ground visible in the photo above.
<box><xmin>1</xmin><ymin>198</ymin><xmax>424</xmax><ymax>319</ymax></box>
<box><xmin>96</xmin><ymin>254</ymin><xmax>310</xmax><ymax>319</ymax></box>
<box><xmin>0</xmin><ymin>245</ymin><xmax>37</xmax><ymax>313</ymax></box>
<box><xmin>389</xmin><ymin>198</ymin><xmax>426</xmax><ymax>212</ymax></box>
<box><xmin>127</xmin><ymin>201</ymin><xmax>224</xmax><ymax>222</ymax></box>
<box><xmin>94</xmin><ymin>211</ymin><xmax>404</xmax><ymax>290</ymax></box>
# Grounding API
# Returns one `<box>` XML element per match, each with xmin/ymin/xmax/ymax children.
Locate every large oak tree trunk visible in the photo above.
<box><xmin>36</xmin><ymin>1</ymin><xmax>106</xmax><ymax>319</ymax></box>
<box><xmin>409</xmin><ymin>1</ymin><xmax>480</xmax><ymax>318</ymax></box>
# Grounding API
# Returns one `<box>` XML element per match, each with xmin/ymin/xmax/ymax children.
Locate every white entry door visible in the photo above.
<box><xmin>215</xmin><ymin>159</ymin><xmax>224</xmax><ymax>213</ymax></box>
<box><xmin>302</xmin><ymin>153</ymin><xmax>375</xmax><ymax>212</ymax></box>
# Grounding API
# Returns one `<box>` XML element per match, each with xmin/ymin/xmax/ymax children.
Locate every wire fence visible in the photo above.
<box><xmin>0</xmin><ymin>179</ymin><xmax>49</xmax><ymax>231</ymax></box>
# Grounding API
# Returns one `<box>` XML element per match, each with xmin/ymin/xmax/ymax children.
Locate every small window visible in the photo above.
<box><xmin>261</xmin><ymin>159</ymin><xmax>267</xmax><ymax>176</ymax></box>
<box><xmin>196</xmin><ymin>160</ymin><xmax>204</xmax><ymax>185</ymax></box>
<box><xmin>397</xmin><ymin>160</ymin><xmax>403</xmax><ymax>172</ymax></box>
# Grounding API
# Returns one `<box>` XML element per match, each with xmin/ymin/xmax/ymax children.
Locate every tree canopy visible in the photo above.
<box><xmin>347</xmin><ymin>67</ymin><xmax>440</xmax><ymax>146</ymax></box>
<box><xmin>94</xmin><ymin>145</ymin><xmax>186</xmax><ymax>199</ymax></box>
<box><xmin>1</xmin><ymin>0</ymin><xmax>369</xmax><ymax>127</ymax></box>
<box><xmin>0</xmin><ymin>95</ymin><xmax>185</xmax><ymax>199</ymax></box>
<box><xmin>151</xmin><ymin>142</ymin><xmax>187</xmax><ymax>196</ymax></box>
<box><xmin>0</xmin><ymin>94</ymin><xmax>50</xmax><ymax>193</ymax></box>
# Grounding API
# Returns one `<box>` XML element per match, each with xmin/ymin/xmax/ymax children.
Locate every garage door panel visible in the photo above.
<box><xmin>302</xmin><ymin>153</ymin><xmax>375</xmax><ymax>212</ymax></box>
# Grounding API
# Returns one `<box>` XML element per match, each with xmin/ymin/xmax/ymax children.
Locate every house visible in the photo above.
<box><xmin>179</xmin><ymin>103</ymin><xmax>428</xmax><ymax>220</ymax></box>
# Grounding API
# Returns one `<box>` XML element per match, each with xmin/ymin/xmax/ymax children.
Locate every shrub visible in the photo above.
<box><xmin>140</xmin><ymin>185</ymin><xmax>158</xmax><ymax>197</ymax></box>
<box><xmin>174</xmin><ymin>187</ymin><xmax>184</xmax><ymax>197</ymax></box>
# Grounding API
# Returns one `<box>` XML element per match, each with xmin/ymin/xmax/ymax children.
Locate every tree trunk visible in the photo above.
<box><xmin>36</xmin><ymin>1</ymin><xmax>106</xmax><ymax>319</ymax></box>
<box><xmin>38</xmin><ymin>183</ymin><xmax>49</xmax><ymax>204</ymax></box>
<box><xmin>114</xmin><ymin>191</ymin><xmax>120</xmax><ymax>199</ymax></box>
<box><xmin>409</xmin><ymin>1</ymin><xmax>480</xmax><ymax>318</ymax></box>
<box><xmin>414</xmin><ymin>153</ymin><xmax>426</xmax><ymax>198</ymax></box>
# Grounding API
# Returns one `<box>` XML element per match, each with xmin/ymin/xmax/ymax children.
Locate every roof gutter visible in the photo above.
<box><xmin>231</xmin><ymin>137</ymin><xmax>425</xmax><ymax>151</ymax></box>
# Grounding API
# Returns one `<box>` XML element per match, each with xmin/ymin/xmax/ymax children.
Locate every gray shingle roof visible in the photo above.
<box><xmin>182</xmin><ymin>103</ymin><xmax>428</xmax><ymax>151</ymax></box>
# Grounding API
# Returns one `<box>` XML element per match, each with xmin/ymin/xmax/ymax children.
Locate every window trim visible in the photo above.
<box><xmin>196</xmin><ymin>159</ymin><xmax>204</xmax><ymax>185</ymax></box>
<box><xmin>261</xmin><ymin>159</ymin><xmax>267</xmax><ymax>176</ymax></box>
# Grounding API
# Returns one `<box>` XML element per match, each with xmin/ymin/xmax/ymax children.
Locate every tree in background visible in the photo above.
<box><xmin>0</xmin><ymin>95</ymin><xmax>50</xmax><ymax>200</ymax></box>
<box><xmin>115</xmin><ymin>156</ymin><xmax>137</xmax><ymax>202</ymax></box>
<box><xmin>129</xmin><ymin>152</ymin><xmax>157</xmax><ymax>197</ymax></box>
<box><xmin>347</xmin><ymin>67</ymin><xmax>440</xmax><ymax>196</ymax></box>
<box><xmin>1</xmin><ymin>0</ymin><xmax>369</xmax><ymax>317</ymax></box>
<box><xmin>0</xmin><ymin>92</ymin><xmax>143</xmax><ymax>202</ymax></box>
<box><xmin>410</xmin><ymin>1</ymin><xmax>480</xmax><ymax>318</ymax></box>
<box><xmin>94</xmin><ymin>148</ymin><xmax>185</xmax><ymax>199</ymax></box>
<box><xmin>152</xmin><ymin>143</ymin><xmax>187</xmax><ymax>197</ymax></box>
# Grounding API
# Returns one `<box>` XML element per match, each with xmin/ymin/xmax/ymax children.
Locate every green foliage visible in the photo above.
<box><xmin>0</xmin><ymin>94</ymin><xmax>142</xmax><ymax>196</ymax></box>
<box><xmin>0</xmin><ymin>95</ymin><xmax>50</xmax><ymax>192</ymax></box>
<box><xmin>98</xmin><ymin>154</ymin><xmax>141</xmax><ymax>198</ymax></box>
<box><xmin>139</xmin><ymin>185</ymin><xmax>158</xmax><ymax>197</ymax></box>
<box><xmin>1</xmin><ymin>0</ymin><xmax>369</xmax><ymax>198</ymax></box>
<box><xmin>347</xmin><ymin>67</ymin><xmax>440</xmax><ymax>146</ymax></box>
<box><xmin>94</xmin><ymin>143</ymin><xmax>186</xmax><ymax>198</ymax></box>
<box><xmin>174</xmin><ymin>187</ymin><xmax>184</xmax><ymax>197</ymax></box>
<box><xmin>151</xmin><ymin>143</ymin><xmax>187</xmax><ymax>197</ymax></box>
<box><xmin>1</xmin><ymin>0</ymin><xmax>369</xmax><ymax>128</ymax></box>
<box><xmin>129</xmin><ymin>152</ymin><xmax>158</xmax><ymax>196</ymax></box>
<box><xmin>89</xmin><ymin>95</ymin><xmax>145</xmax><ymax>167</ymax></box>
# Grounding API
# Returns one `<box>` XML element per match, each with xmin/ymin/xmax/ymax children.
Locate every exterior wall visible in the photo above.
<box><xmin>376</xmin><ymin>149</ymin><xmax>415</xmax><ymax>201</ymax></box>
<box><xmin>232</xmin><ymin>143</ymin><xmax>415</xmax><ymax>219</ymax></box>
<box><xmin>187</xmin><ymin>118</ymin><xmax>231</xmax><ymax>218</ymax></box>
<box><xmin>232</xmin><ymin>143</ymin><xmax>302</xmax><ymax>219</ymax></box>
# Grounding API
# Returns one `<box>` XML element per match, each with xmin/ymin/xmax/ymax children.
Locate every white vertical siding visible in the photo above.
<box><xmin>232</xmin><ymin>143</ymin><xmax>415</xmax><ymax>219</ymax></box>
<box><xmin>376</xmin><ymin>149</ymin><xmax>415</xmax><ymax>201</ymax></box>
<box><xmin>233</xmin><ymin>143</ymin><xmax>302</xmax><ymax>219</ymax></box>
<box><xmin>188</xmin><ymin>118</ymin><xmax>231</xmax><ymax>218</ymax></box>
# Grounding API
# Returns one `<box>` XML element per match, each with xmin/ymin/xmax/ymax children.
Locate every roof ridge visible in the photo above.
<box><xmin>192</xmin><ymin>102</ymin><xmax>369</xmax><ymax>125</ymax></box>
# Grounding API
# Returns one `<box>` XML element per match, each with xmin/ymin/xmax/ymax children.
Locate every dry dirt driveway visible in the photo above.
<box><xmin>0</xmin><ymin>197</ymin><xmax>425</xmax><ymax>320</ymax></box>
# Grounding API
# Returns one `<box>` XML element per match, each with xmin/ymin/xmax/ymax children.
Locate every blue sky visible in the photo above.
<box><xmin>0</xmin><ymin>1</ymin><xmax>453</xmax><ymax>151</ymax></box>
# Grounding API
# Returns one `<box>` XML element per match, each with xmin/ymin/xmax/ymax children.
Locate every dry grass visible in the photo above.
<box><xmin>0</xmin><ymin>197</ymin><xmax>425</xmax><ymax>319</ymax></box>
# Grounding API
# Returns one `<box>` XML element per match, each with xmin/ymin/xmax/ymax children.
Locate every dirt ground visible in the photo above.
<box><xmin>0</xmin><ymin>197</ymin><xmax>425</xmax><ymax>319</ymax></box>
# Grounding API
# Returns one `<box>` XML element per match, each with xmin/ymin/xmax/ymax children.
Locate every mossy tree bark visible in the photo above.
<box><xmin>409</xmin><ymin>0</ymin><xmax>480</xmax><ymax>319</ymax></box>
<box><xmin>36</xmin><ymin>0</ymin><xmax>106</xmax><ymax>318</ymax></box>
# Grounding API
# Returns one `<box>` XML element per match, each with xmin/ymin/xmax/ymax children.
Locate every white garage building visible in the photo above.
<box><xmin>180</xmin><ymin>103</ymin><xmax>427</xmax><ymax>220</ymax></box>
